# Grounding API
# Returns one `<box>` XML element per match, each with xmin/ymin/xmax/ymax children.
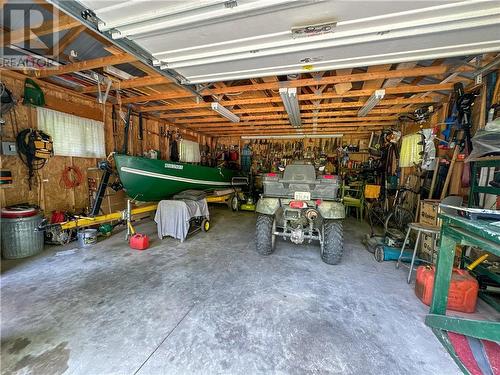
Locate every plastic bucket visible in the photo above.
<box><xmin>77</xmin><ymin>229</ymin><xmax>97</xmax><ymax>248</ymax></box>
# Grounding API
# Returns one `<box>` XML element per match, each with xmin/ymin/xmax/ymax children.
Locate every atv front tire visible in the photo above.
<box><xmin>321</xmin><ymin>220</ymin><xmax>344</xmax><ymax>265</ymax></box>
<box><xmin>255</xmin><ymin>214</ymin><xmax>276</xmax><ymax>255</ymax></box>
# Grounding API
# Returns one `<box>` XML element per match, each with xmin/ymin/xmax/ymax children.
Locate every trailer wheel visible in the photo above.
<box><xmin>321</xmin><ymin>220</ymin><xmax>344</xmax><ymax>265</ymax></box>
<box><xmin>255</xmin><ymin>214</ymin><xmax>276</xmax><ymax>255</ymax></box>
<box><xmin>202</xmin><ymin>218</ymin><xmax>210</xmax><ymax>232</ymax></box>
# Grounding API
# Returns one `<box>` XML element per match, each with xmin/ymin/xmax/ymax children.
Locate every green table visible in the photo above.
<box><xmin>425</xmin><ymin>213</ymin><xmax>500</xmax><ymax>373</ymax></box>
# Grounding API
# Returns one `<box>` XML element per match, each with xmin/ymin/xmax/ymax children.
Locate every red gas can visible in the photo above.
<box><xmin>130</xmin><ymin>234</ymin><xmax>149</xmax><ymax>250</ymax></box>
<box><xmin>415</xmin><ymin>266</ymin><xmax>479</xmax><ymax>313</ymax></box>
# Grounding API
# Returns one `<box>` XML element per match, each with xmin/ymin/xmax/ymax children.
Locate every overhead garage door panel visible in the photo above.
<box><xmin>177</xmin><ymin>23</ymin><xmax>500</xmax><ymax>82</ymax></box>
<box><xmin>77</xmin><ymin>0</ymin><xmax>500</xmax><ymax>83</ymax></box>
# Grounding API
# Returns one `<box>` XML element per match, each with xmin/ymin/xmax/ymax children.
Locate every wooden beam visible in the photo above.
<box><xmin>201</xmin><ymin>65</ymin><xmax>465</xmax><ymax>95</ymax></box>
<box><xmin>411</xmin><ymin>59</ymin><xmax>445</xmax><ymax>85</ymax></box>
<box><xmin>150</xmin><ymin>96</ymin><xmax>438</xmax><ymax>114</ymax></box>
<box><xmin>383</xmin><ymin>62</ymin><xmax>418</xmax><ymax>87</ymax></box>
<box><xmin>105</xmin><ymin>45</ymin><xmax>163</xmax><ymax>77</ymax></box>
<box><xmin>128</xmin><ymin>82</ymin><xmax>453</xmax><ymax>105</ymax></box>
<box><xmin>189</xmin><ymin>120</ymin><xmax>396</xmax><ymax>129</ymax></box>
<box><xmin>80</xmin><ymin>76</ymin><xmax>171</xmax><ymax>93</ymax></box>
<box><xmin>334</xmin><ymin>68</ymin><xmax>353</xmax><ymax>94</ymax></box>
<box><xmin>173</xmin><ymin>115</ymin><xmax>396</xmax><ymax>124</ymax></box>
<box><xmin>48</xmin><ymin>25</ymin><xmax>86</xmax><ymax>57</ymax></box>
<box><xmin>35</xmin><ymin>53</ymin><xmax>137</xmax><ymax>77</ymax></box>
<box><xmin>206</xmin><ymin>126</ymin><xmax>385</xmax><ymax>134</ymax></box>
<box><xmin>4</xmin><ymin>14</ymin><xmax>81</xmax><ymax>46</ymax></box>
<box><xmin>120</xmin><ymin>91</ymin><xmax>194</xmax><ymax>104</ymax></box>
<box><xmin>161</xmin><ymin>107</ymin><xmax>411</xmax><ymax>119</ymax></box>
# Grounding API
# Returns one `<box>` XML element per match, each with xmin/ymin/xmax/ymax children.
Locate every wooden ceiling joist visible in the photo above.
<box><xmin>48</xmin><ymin>25</ymin><xmax>86</xmax><ymax>57</ymax></box>
<box><xmin>188</xmin><ymin>120</ymin><xmax>396</xmax><ymax>130</ymax></box>
<box><xmin>80</xmin><ymin>76</ymin><xmax>171</xmax><ymax>93</ymax></box>
<box><xmin>206</xmin><ymin>126</ymin><xmax>382</xmax><ymax>134</ymax></box>
<box><xmin>200</xmin><ymin>66</ymin><xmax>468</xmax><ymax>96</ymax></box>
<box><xmin>173</xmin><ymin>115</ymin><xmax>396</xmax><ymax>124</ymax></box>
<box><xmin>35</xmin><ymin>53</ymin><xmax>137</xmax><ymax>78</ymax></box>
<box><xmin>152</xmin><ymin>97</ymin><xmax>437</xmax><ymax>115</ymax></box>
<box><xmin>161</xmin><ymin>107</ymin><xmax>412</xmax><ymax>119</ymax></box>
<box><xmin>128</xmin><ymin>83</ymin><xmax>452</xmax><ymax>106</ymax></box>
<box><xmin>3</xmin><ymin>14</ymin><xmax>81</xmax><ymax>46</ymax></box>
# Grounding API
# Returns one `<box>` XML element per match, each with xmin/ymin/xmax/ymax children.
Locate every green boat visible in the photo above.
<box><xmin>114</xmin><ymin>154</ymin><xmax>245</xmax><ymax>202</ymax></box>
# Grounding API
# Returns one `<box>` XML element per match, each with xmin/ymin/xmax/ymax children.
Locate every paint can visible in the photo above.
<box><xmin>77</xmin><ymin>229</ymin><xmax>98</xmax><ymax>248</ymax></box>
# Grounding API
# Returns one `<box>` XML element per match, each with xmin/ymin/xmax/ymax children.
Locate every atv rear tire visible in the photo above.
<box><xmin>255</xmin><ymin>214</ymin><xmax>276</xmax><ymax>255</ymax></box>
<box><xmin>321</xmin><ymin>220</ymin><xmax>344</xmax><ymax>265</ymax></box>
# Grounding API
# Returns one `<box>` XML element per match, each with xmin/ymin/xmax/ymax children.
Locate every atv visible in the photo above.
<box><xmin>255</xmin><ymin>162</ymin><xmax>345</xmax><ymax>264</ymax></box>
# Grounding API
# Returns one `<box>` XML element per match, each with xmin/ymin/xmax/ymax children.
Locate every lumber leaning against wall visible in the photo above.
<box><xmin>0</xmin><ymin>70</ymin><xmax>205</xmax><ymax>215</ymax></box>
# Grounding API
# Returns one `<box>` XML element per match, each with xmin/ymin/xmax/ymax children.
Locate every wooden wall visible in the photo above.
<box><xmin>0</xmin><ymin>70</ymin><xmax>205</xmax><ymax>215</ymax></box>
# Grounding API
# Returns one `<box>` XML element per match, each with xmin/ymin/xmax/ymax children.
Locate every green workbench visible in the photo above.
<box><xmin>425</xmin><ymin>213</ymin><xmax>500</xmax><ymax>374</ymax></box>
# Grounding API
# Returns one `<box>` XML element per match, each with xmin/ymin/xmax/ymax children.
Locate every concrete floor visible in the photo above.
<box><xmin>1</xmin><ymin>208</ymin><xmax>464</xmax><ymax>375</ymax></box>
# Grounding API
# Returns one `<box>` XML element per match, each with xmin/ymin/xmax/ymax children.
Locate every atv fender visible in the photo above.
<box><xmin>318</xmin><ymin>201</ymin><xmax>345</xmax><ymax>220</ymax></box>
<box><xmin>256</xmin><ymin>197</ymin><xmax>280</xmax><ymax>215</ymax></box>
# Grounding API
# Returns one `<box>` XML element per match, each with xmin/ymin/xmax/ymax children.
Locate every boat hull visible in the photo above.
<box><xmin>114</xmin><ymin>154</ymin><xmax>243</xmax><ymax>202</ymax></box>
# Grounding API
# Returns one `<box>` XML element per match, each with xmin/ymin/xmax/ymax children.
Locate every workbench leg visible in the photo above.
<box><xmin>429</xmin><ymin>231</ymin><xmax>456</xmax><ymax>315</ymax></box>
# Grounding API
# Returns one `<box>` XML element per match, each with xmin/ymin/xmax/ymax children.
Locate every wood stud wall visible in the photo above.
<box><xmin>1</xmin><ymin>0</ymin><xmax>497</xmax><ymax>213</ymax></box>
<box><xmin>0</xmin><ymin>71</ymin><xmax>207</xmax><ymax>213</ymax></box>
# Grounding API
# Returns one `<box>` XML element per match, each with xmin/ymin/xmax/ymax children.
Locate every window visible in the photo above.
<box><xmin>179</xmin><ymin>139</ymin><xmax>201</xmax><ymax>163</ymax></box>
<box><xmin>37</xmin><ymin>107</ymin><xmax>105</xmax><ymax>158</ymax></box>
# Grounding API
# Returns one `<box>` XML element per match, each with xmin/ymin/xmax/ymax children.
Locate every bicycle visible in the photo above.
<box><xmin>367</xmin><ymin>187</ymin><xmax>418</xmax><ymax>238</ymax></box>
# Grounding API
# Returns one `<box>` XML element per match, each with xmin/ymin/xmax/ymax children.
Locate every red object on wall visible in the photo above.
<box><xmin>130</xmin><ymin>234</ymin><xmax>149</xmax><ymax>250</ymax></box>
<box><xmin>415</xmin><ymin>266</ymin><xmax>479</xmax><ymax>313</ymax></box>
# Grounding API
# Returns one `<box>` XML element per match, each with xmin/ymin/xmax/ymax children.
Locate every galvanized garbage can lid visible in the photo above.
<box><xmin>1</xmin><ymin>206</ymin><xmax>38</xmax><ymax>219</ymax></box>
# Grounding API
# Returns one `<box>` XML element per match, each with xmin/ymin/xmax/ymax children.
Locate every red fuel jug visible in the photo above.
<box><xmin>130</xmin><ymin>234</ymin><xmax>149</xmax><ymax>250</ymax></box>
<box><xmin>415</xmin><ymin>266</ymin><xmax>479</xmax><ymax>313</ymax></box>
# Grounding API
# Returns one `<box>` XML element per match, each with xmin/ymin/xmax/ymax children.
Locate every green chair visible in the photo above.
<box><xmin>342</xmin><ymin>182</ymin><xmax>365</xmax><ymax>220</ymax></box>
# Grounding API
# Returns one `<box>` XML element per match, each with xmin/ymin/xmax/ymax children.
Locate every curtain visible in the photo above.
<box><xmin>37</xmin><ymin>107</ymin><xmax>105</xmax><ymax>158</ymax></box>
<box><xmin>399</xmin><ymin>133</ymin><xmax>423</xmax><ymax>168</ymax></box>
<box><xmin>179</xmin><ymin>139</ymin><xmax>201</xmax><ymax>163</ymax></box>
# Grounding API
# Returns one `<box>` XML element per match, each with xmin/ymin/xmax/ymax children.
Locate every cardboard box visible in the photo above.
<box><xmin>420</xmin><ymin>199</ymin><xmax>440</xmax><ymax>226</ymax></box>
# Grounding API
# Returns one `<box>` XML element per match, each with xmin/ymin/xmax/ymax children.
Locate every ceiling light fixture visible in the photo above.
<box><xmin>211</xmin><ymin>102</ymin><xmax>240</xmax><ymax>122</ymax></box>
<box><xmin>279</xmin><ymin>87</ymin><xmax>301</xmax><ymax>127</ymax></box>
<box><xmin>358</xmin><ymin>89</ymin><xmax>385</xmax><ymax>117</ymax></box>
<box><xmin>241</xmin><ymin>134</ymin><xmax>343</xmax><ymax>140</ymax></box>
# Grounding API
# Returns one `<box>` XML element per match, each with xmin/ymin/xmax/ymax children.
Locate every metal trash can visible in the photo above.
<box><xmin>1</xmin><ymin>208</ymin><xmax>44</xmax><ymax>259</ymax></box>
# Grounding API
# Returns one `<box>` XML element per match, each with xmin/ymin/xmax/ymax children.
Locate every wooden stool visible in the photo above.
<box><xmin>396</xmin><ymin>223</ymin><xmax>440</xmax><ymax>283</ymax></box>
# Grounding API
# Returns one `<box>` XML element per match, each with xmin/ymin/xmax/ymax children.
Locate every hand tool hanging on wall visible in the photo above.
<box><xmin>138</xmin><ymin>112</ymin><xmax>143</xmax><ymax>141</ymax></box>
<box><xmin>121</xmin><ymin>104</ymin><xmax>132</xmax><ymax>155</ymax></box>
<box><xmin>112</xmin><ymin>105</ymin><xmax>118</xmax><ymax>151</ymax></box>
<box><xmin>454</xmin><ymin>82</ymin><xmax>475</xmax><ymax>188</ymax></box>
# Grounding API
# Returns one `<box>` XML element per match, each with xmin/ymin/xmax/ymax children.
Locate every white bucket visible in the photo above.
<box><xmin>77</xmin><ymin>229</ymin><xmax>97</xmax><ymax>248</ymax></box>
